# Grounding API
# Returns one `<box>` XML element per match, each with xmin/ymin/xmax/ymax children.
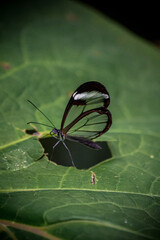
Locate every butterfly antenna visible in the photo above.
<box><xmin>27</xmin><ymin>100</ymin><xmax>55</xmax><ymax>128</ymax></box>
<box><xmin>27</xmin><ymin>121</ymin><xmax>53</xmax><ymax>128</ymax></box>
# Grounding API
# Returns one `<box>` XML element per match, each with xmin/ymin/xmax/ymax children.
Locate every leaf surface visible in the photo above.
<box><xmin>0</xmin><ymin>1</ymin><xmax>160</xmax><ymax>239</ymax></box>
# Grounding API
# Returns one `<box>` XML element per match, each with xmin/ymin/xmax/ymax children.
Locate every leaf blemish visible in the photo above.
<box><xmin>91</xmin><ymin>171</ymin><xmax>97</xmax><ymax>185</ymax></box>
<box><xmin>25</xmin><ymin>129</ymin><xmax>42</xmax><ymax>137</ymax></box>
<box><xmin>0</xmin><ymin>62</ymin><xmax>11</xmax><ymax>70</ymax></box>
<box><xmin>66</xmin><ymin>12</ymin><xmax>77</xmax><ymax>22</ymax></box>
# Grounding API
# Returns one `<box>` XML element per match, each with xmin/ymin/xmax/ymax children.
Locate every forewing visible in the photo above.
<box><xmin>61</xmin><ymin>81</ymin><xmax>110</xmax><ymax>130</ymax></box>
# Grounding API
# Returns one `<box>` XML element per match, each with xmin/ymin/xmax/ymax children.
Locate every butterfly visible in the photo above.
<box><xmin>27</xmin><ymin>81</ymin><xmax>112</xmax><ymax>167</ymax></box>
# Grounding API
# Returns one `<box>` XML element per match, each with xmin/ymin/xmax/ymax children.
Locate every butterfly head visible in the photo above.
<box><xmin>51</xmin><ymin>128</ymin><xmax>65</xmax><ymax>141</ymax></box>
<box><xmin>52</xmin><ymin>128</ymin><xmax>58</xmax><ymax>135</ymax></box>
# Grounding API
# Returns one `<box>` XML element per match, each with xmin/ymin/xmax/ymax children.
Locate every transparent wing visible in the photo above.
<box><xmin>61</xmin><ymin>81</ymin><xmax>110</xmax><ymax>131</ymax></box>
<box><xmin>63</xmin><ymin>108</ymin><xmax>112</xmax><ymax>140</ymax></box>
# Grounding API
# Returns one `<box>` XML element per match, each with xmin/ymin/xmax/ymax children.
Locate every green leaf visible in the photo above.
<box><xmin>0</xmin><ymin>1</ymin><xmax>160</xmax><ymax>239</ymax></box>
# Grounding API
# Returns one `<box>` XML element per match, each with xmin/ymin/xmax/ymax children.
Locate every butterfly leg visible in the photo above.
<box><xmin>62</xmin><ymin>141</ymin><xmax>76</xmax><ymax>168</ymax></box>
<box><xmin>53</xmin><ymin>140</ymin><xmax>60</xmax><ymax>150</ymax></box>
<box><xmin>48</xmin><ymin>140</ymin><xmax>60</xmax><ymax>164</ymax></box>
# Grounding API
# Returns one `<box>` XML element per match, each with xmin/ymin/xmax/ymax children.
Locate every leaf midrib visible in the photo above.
<box><xmin>0</xmin><ymin>188</ymin><xmax>158</xmax><ymax>198</ymax></box>
<box><xmin>0</xmin><ymin>219</ymin><xmax>156</xmax><ymax>240</ymax></box>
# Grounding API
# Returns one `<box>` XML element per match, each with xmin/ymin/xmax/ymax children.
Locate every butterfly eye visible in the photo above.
<box><xmin>52</xmin><ymin>128</ymin><xmax>58</xmax><ymax>135</ymax></box>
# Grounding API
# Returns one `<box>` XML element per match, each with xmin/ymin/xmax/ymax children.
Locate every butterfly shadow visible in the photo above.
<box><xmin>39</xmin><ymin>137</ymin><xmax>112</xmax><ymax>169</ymax></box>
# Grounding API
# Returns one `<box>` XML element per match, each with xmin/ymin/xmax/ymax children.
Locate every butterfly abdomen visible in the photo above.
<box><xmin>66</xmin><ymin>135</ymin><xmax>101</xmax><ymax>149</ymax></box>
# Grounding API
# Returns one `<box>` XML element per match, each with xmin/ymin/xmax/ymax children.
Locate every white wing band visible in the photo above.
<box><xmin>73</xmin><ymin>91</ymin><xmax>109</xmax><ymax>100</ymax></box>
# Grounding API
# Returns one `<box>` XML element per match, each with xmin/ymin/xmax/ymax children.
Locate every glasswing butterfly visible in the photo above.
<box><xmin>27</xmin><ymin>81</ymin><xmax>112</xmax><ymax>167</ymax></box>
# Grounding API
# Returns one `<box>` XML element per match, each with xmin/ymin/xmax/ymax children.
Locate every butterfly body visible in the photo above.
<box><xmin>27</xmin><ymin>81</ymin><xmax>112</xmax><ymax>167</ymax></box>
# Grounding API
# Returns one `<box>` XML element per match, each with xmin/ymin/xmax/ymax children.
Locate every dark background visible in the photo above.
<box><xmin>79</xmin><ymin>1</ymin><xmax>160</xmax><ymax>46</ymax></box>
<box><xmin>1</xmin><ymin>0</ymin><xmax>160</xmax><ymax>45</ymax></box>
